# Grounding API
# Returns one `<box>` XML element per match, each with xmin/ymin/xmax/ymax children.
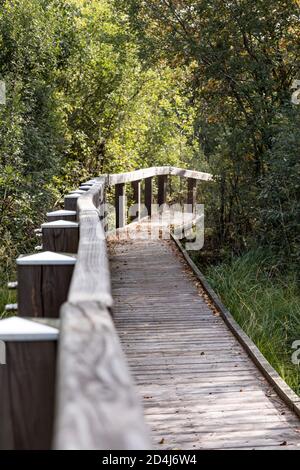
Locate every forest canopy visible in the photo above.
<box><xmin>0</xmin><ymin>0</ymin><xmax>199</xmax><ymax>270</ymax></box>
<box><xmin>0</xmin><ymin>0</ymin><xmax>299</xmax><ymax>274</ymax></box>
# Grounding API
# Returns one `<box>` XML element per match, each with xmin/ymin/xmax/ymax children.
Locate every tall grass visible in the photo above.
<box><xmin>202</xmin><ymin>249</ymin><xmax>300</xmax><ymax>395</ymax></box>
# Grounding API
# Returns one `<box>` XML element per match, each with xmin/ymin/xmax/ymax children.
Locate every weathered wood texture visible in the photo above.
<box><xmin>144</xmin><ymin>177</ymin><xmax>153</xmax><ymax>217</ymax></box>
<box><xmin>53</xmin><ymin>302</ymin><xmax>149</xmax><ymax>450</ymax></box>
<box><xmin>109</xmin><ymin>166</ymin><xmax>213</xmax><ymax>185</ymax></box>
<box><xmin>64</xmin><ymin>194</ymin><xmax>80</xmax><ymax>212</ymax></box>
<box><xmin>54</xmin><ymin>177</ymin><xmax>150</xmax><ymax>450</ymax></box>
<box><xmin>109</xmin><ymin>238</ymin><xmax>300</xmax><ymax>450</ymax></box>
<box><xmin>115</xmin><ymin>183</ymin><xmax>126</xmax><ymax>229</ymax></box>
<box><xmin>187</xmin><ymin>178</ymin><xmax>197</xmax><ymax>213</ymax></box>
<box><xmin>42</xmin><ymin>227</ymin><xmax>79</xmax><ymax>253</ymax></box>
<box><xmin>67</xmin><ymin>178</ymin><xmax>112</xmax><ymax>306</ymax></box>
<box><xmin>157</xmin><ymin>175</ymin><xmax>167</xmax><ymax>207</ymax></box>
<box><xmin>131</xmin><ymin>180</ymin><xmax>141</xmax><ymax>221</ymax></box>
<box><xmin>68</xmin><ymin>217</ymin><xmax>111</xmax><ymax>305</ymax></box>
<box><xmin>47</xmin><ymin>210</ymin><xmax>77</xmax><ymax>222</ymax></box>
<box><xmin>18</xmin><ymin>264</ymin><xmax>74</xmax><ymax>318</ymax></box>
<box><xmin>0</xmin><ymin>341</ymin><xmax>57</xmax><ymax>449</ymax></box>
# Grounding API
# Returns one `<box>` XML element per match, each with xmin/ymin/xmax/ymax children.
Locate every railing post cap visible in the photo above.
<box><xmin>83</xmin><ymin>180</ymin><xmax>97</xmax><ymax>185</ymax></box>
<box><xmin>47</xmin><ymin>210</ymin><xmax>76</xmax><ymax>217</ymax></box>
<box><xmin>0</xmin><ymin>316</ymin><xmax>59</xmax><ymax>342</ymax></box>
<box><xmin>64</xmin><ymin>193</ymin><xmax>81</xmax><ymax>199</ymax></box>
<box><xmin>69</xmin><ymin>190</ymin><xmax>86</xmax><ymax>195</ymax></box>
<box><xmin>17</xmin><ymin>251</ymin><xmax>77</xmax><ymax>266</ymax></box>
<box><xmin>41</xmin><ymin>220</ymin><xmax>79</xmax><ymax>229</ymax></box>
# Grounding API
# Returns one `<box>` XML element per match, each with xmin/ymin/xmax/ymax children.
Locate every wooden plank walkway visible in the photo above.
<box><xmin>109</xmin><ymin>238</ymin><xmax>300</xmax><ymax>450</ymax></box>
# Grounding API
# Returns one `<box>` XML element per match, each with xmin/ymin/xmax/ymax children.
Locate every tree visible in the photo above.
<box><xmin>122</xmin><ymin>0</ymin><xmax>300</xmax><ymax>256</ymax></box>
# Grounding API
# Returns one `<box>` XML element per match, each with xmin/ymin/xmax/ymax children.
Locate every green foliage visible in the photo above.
<box><xmin>0</xmin><ymin>0</ymin><xmax>197</xmax><ymax>285</ymax></box>
<box><xmin>0</xmin><ymin>0</ymin><xmax>298</xmax><ymax>390</ymax></box>
<box><xmin>205</xmin><ymin>249</ymin><xmax>300</xmax><ymax>394</ymax></box>
<box><xmin>258</xmin><ymin>105</ymin><xmax>300</xmax><ymax>268</ymax></box>
<box><xmin>123</xmin><ymin>0</ymin><xmax>300</xmax><ymax>259</ymax></box>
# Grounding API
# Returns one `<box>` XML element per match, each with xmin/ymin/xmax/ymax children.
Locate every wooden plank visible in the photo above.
<box><xmin>109</xmin><ymin>167</ymin><xmax>170</xmax><ymax>185</ymax></box>
<box><xmin>17</xmin><ymin>253</ymin><xmax>76</xmax><ymax>318</ymax></box>
<box><xmin>157</xmin><ymin>175</ymin><xmax>167</xmax><ymax>208</ymax></box>
<box><xmin>54</xmin><ymin>176</ymin><xmax>150</xmax><ymax>450</ymax></box>
<box><xmin>169</xmin><ymin>166</ymin><xmax>213</xmax><ymax>181</ymax></box>
<box><xmin>144</xmin><ymin>177</ymin><xmax>153</xmax><ymax>217</ymax></box>
<box><xmin>131</xmin><ymin>180</ymin><xmax>141</xmax><ymax>221</ymax></box>
<box><xmin>187</xmin><ymin>178</ymin><xmax>197</xmax><ymax>213</ymax></box>
<box><xmin>0</xmin><ymin>318</ymin><xmax>58</xmax><ymax>449</ymax></box>
<box><xmin>110</xmin><ymin>237</ymin><xmax>300</xmax><ymax>450</ymax></box>
<box><xmin>108</xmin><ymin>166</ymin><xmax>213</xmax><ymax>185</ymax></box>
<box><xmin>18</xmin><ymin>264</ymin><xmax>74</xmax><ymax>318</ymax></box>
<box><xmin>42</xmin><ymin>223</ymin><xmax>79</xmax><ymax>253</ymax></box>
<box><xmin>46</xmin><ymin>210</ymin><xmax>77</xmax><ymax>223</ymax></box>
<box><xmin>53</xmin><ymin>302</ymin><xmax>150</xmax><ymax>450</ymax></box>
<box><xmin>68</xmin><ymin>212</ymin><xmax>112</xmax><ymax>306</ymax></box>
<box><xmin>115</xmin><ymin>183</ymin><xmax>126</xmax><ymax>229</ymax></box>
<box><xmin>64</xmin><ymin>194</ymin><xmax>81</xmax><ymax>212</ymax></box>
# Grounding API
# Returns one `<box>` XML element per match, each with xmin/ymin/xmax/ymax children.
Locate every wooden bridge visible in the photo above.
<box><xmin>0</xmin><ymin>167</ymin><xmax>299</xmax><ymax>450</ymax></box>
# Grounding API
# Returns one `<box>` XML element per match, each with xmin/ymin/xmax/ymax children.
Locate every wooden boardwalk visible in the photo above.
<box><xmin>109</xmin><ymin>238</ymin><xmax>300</xmax><ymax>450</ymax></box>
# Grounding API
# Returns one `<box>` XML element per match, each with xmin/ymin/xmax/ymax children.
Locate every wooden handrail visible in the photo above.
<box><xmin>0</xmin><ymin>166</ymin><xmax>211</xmax><ymax>449</ymax></box>
<box><xmin>68</xmin><ymin>177</ymin><xmax>112</xmax><ymax>306</ymax></box>
<box><xmin>53</xmin><ymin>175</ymin><xmax>150</xmax><ymax>450</ymax></box>
<box><xmin>7</xmin><ymin>166</ymin><xmax>300</xmax><ymax>450</ymax></box>
<box><xmin>53</xmin><ymin>166</ymin><xmax>211</xmax><ymax>450</ymax></box>
<box><xmin>108</xmin><ymin>166</ymin><xmax>213</xmax><ymax>185</ymax></box>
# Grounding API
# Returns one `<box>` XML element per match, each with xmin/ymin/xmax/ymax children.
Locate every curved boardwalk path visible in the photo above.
<box><xmin>109</xmin><ymin>237</ymin><xmax>300</xmax><ymax>450</ymax></box>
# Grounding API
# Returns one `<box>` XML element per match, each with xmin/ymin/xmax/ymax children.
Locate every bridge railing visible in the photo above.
<box><xmin>53</xmin><ymin>175</ymin><xmax>150</xmax><ymax>450</ymax></box>
<box><xmin>0</xmin><ymin>166</ymin><xmax>212</xmax><ymax>450</ymax></box>
<box><xmin>109</xmin><ymin>166</ymin><xmax>212</xmax><ymax>228</ymax></box>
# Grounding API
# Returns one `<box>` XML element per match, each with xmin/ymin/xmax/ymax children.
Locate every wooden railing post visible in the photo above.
<box><xmin>101</xmin><ymin>187</ymin><xmax>109</xmax><ymax>233</ymax></box>
<box><xmin>41</xmin><ymin>221</ymin><xmax>79</xmax><ymax>253</ymax></box>
<box><xmin>115</xmin><ymin>183</ymin><xmax>126</xmax><ymax>229</ymax></box>
<box><xmin>47</xmin><ymin>210</ymin><xmax>77</xmax><ymax>222</ymax></box>
<box><xmin>157</xmin><ymin>175</ymin><xmax>167</xmax><ymax>208</ymax></box>
<box><xmin>131</xmin><ymin>180</ymin><xmax>141</xmax><ymax>221</ymax></box>
<box><xmin>64</xmin><ymin>193</ymin><xmax>81</xmax><ymax>212</ymax></box>
<box><xmin>0</xmin><ymin>317</ymin><xmax>59</xmax><ymax>449</ymax></box>
<box><xmin>17</xmin><ymin>252</ymin><xmax>76</xmax><ymax>318</ymax></box>
<box><xmin>187</xmin><ymin>178</ymin><xmax>197</xmax><ymax>213</ymax></box>
<box><xmin>144</xmin><ymin>177</ymin><xmax>153</xmax><ymax>217</ymax></box>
